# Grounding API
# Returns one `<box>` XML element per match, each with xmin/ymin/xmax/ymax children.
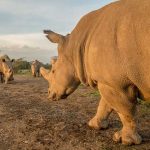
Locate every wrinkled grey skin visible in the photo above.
<box><xmin>0</xmin><ymin>56</ymin><xmax>14</xmax><ymax>84</ymax></box>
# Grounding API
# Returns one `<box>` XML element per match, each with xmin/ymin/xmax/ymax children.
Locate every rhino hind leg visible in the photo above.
<box><xmin>113</xmin><ymin>113</ymin><xmax>142</xmax><ymax>145</ymax></box>
<box><xmin>88</xmin><ymin>97</ymin><xmax>112</xmax><ymax>129</ymax></box>
<box><xmin>99</xmin><ymin>84</ymin><xmax>142</xmax><ymax>145</ymax></box>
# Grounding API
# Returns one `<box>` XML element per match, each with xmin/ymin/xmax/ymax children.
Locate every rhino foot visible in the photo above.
<box><xmin>113</xmin><ymin>129</ymin><xmax>142</xmax><ymax>145</ymax></box>
<box><xmin>88</xmin><ymin>116</ymin><xmax>108</xmax><ymax>130</ymax></box>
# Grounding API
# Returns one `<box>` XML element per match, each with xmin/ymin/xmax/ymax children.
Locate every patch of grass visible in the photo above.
<box><xmin>79</xmin><ymin>84</ymin><xmax>85</xmax><ymax>88</ymax></box>
<box><xmin>79</xmin><ymin>91</ymin><xmax>100</xmax><ymax>98</ymax></box>
<box><xmin>79</xmin><ymin>93</ymin><xmax>89</xmax><ymax>97</ymax></box>
<box><xmin>138</xmin><ymin>100</ymin><xmax>150</xmax><ymax>115</ymax></box>
<box><xmin>138</xmin><ymin>99</ymin><xmax>150</xmax><ymax>106</ymax></box>
<box><xmin>89</xmin><ymin>91</ymin><xmax>100</xmax><ymax>97</ymax></box>
<box><xmin>79</xmin><ymin>90</ymin><xmax>100</xmax><ymax>98</ymax></box>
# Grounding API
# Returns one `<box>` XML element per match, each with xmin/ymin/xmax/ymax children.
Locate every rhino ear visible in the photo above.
<box><xmin>43</xmin><ymin>30</ymin><xmax>65</xmax><ymax>44</ymax></box>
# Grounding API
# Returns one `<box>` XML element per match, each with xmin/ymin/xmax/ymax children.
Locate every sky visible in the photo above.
<box><xmin>0</xmin><ymin>0</ymin><xmax>115</xmax><ymax>63</ymax></box>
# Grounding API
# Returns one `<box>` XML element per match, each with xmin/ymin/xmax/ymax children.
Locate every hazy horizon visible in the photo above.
<box><xmin>0</xmin><ymin>0</ymin><xmax>115</xmax><ymax>63</ymax></box>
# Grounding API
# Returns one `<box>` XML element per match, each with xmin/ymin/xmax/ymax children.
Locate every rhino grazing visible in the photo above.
<box><xmin>31</xmin><ymin>60</ymin><xmax>43</xmax><ymax>77</ymax></box>
<box><xmin>43</xmin><ymin>0</ymin><xmax>150</xmax><ymax>145</ymax></box>
<box><xmin>0</xmin><ymin>55</ymin><xmax>14</xmax><ymax>84</ymax></box>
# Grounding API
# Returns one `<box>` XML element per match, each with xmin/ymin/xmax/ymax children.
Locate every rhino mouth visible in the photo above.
<box><xmin>48</xmin><ymin>86</ymin><xmax>77</xmax><ymax>101</ymax></box>
<box><xmin>60</xmin><ymin>94</ymin><xmax>68</xmax><ymax>99</ymax></box>
<box><xmin>49</xmin><ymin>93</ymin><xmax>69</xmax><ymax>101</ymax></box>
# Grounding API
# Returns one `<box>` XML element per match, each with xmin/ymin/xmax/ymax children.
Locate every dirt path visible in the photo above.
<box><xmin>0</xmin><ymin>75</ymin><xmax>150</xmax><ymax>150</ymax></box>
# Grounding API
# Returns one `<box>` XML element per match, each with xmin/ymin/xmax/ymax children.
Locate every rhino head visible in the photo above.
<box><xmin>0</xmin><ymin>59</ymin><xmax>14</xmax><ymax>84</ymax></box>
<box><xmin>43</xmin><ymin>30</ymin><xmax>80</xmax><ymax>100</ymax></box>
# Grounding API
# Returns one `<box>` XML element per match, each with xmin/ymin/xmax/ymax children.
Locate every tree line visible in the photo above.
<box><xmin>13</xmin><ymin>58</ymin><xmax>51</xmax><ymax>73</ymax></box>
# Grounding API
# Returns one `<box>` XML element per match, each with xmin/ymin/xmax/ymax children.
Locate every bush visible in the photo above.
<box><xmin>43</xmin><ymin>63</ymin><xmax>51</xmax><ymax>69</ymax></box>
<box><xmin>13</xmin><ymin>58</ymin><xmax>51</xmax><ymax>74</ymax></box>
<box><xmin>13</xmin><ymin>58</ymin><xmax>31</xmax><ymax>73</ymax></box>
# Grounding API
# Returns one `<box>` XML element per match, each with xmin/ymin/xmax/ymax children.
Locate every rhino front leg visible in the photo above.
<box><xmin>88</xmin><ymin>97</ymin><xmax>112</xmax><ymax>129</ymax></box>
<box><xmin>0</xmin><ymin>74</ymin><xmax>2</xmax><ymax>83</ymax></box>
<box><xmin>99</xmin><ymin>84</ymin><xmax>142</xmax><ymax>145</ymax></box>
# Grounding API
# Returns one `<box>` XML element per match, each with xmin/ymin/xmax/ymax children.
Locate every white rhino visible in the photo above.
<box><xmin>31</xmin><ymin>60</ymin><xmax>43</xmax><ymax>77</ymax></box>
<box><xmin>0</xmin><ymin>55</ymin><xmax>14</xmax><ymax>84</ymax></box>
<box><xmin>42</xmin><ymin>0</ymin><xmax>150</xmax><ymax>145</ymax></box>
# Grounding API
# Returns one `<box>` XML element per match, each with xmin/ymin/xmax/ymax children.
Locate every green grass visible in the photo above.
<box><xmin>89</xmin><ymin>91</ymin><xmax>100</xmax><ymax>97</ymax></box>
<box><xmin>138</xmin><ymin>99</ymin><xmax>150</xmax><ymax>115</ymax></box>
<box><xmin>79</xmin><ymin>84</ymin><xmax>84</xmax><ymax>87</ymax></box>
<box><xmin>80</xmin><ymin>91</ymin><xmax>100</xmax><ymax>97</ymax></box>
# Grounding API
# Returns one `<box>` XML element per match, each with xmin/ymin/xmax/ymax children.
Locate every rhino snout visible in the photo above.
<box><xmin>48</xmin><ymin>90</ymin><xmax>68</xmax><ymax>101</ymax></box>
<box><xmin>48</xmin><ymin>92</ymin><xmax>57</xmax><ymax>101</ymax></box>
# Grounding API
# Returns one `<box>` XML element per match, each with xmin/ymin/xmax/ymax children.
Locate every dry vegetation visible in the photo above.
<box><xmin>0</xmin><ymin>75</ymin><xmax>150</xmax><ymax>150</ymax></box>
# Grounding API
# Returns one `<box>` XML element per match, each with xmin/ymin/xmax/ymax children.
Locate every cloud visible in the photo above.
<box><xmin>0</xmin><ymin>33</ymin><xmax>55</xmax><ymax>49</ymax></box>
<box><xmin>0</xmin><ymin>0</ymin><xmax>116</xmax><ymax>62</ymax></box>
<box><xmin>0</xmin><ymin>33</ymin><xmax>57</xmax><ymax>63</ymax></box>
<box><xmin>0</xmin><ymin>46</ymin><xmax>57</xmax><ymax>64</ymax></box>
<box><xmin>0</xmin><ymin>0</ymin><xmax>116</xmax><ymax>34</ymax></box>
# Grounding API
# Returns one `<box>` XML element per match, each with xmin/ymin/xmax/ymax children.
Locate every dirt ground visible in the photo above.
<box><xmin>0</xmin><ymin>75</ymin><xmax>150</xmax><ymax>150</ymax></box>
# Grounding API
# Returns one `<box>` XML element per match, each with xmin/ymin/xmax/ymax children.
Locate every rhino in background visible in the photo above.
<box><xmin>42</xmin><ymin>0</ymin><xmax>150</xmax><ymax>145</ymax></box>
<box><xmin>0</xmin><ymin>55</ymin><xmax>14</xmax><ymax>84</ymax></box>
<box><xmin>31</xmin><ymin>60</ymin><xmax>43</xmax><ymax>77</ymax></box>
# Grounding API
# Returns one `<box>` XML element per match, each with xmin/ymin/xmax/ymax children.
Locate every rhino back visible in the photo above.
<box><xmin>88</xmin><ymin>0</ymin><xmax>150</xmax><ymax>88</ymax></box>
<box><xmin>67</xmin><ymin>0</ymin><xmax>150</xmax><ymax>97</ymax></box>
